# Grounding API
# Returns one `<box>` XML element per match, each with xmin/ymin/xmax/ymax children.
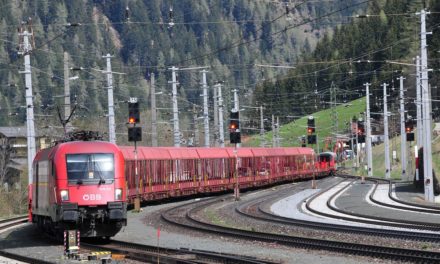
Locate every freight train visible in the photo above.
<box><xmin>120</xmin><ymin>146</ymin><xmax>336</xmax><ymax>203</ymax></box>
<box><xmin>29</xmin><ymin>132</ymin><xmax>127</xmax><ymax>238</ymax></box>
<box><xmin>29</xmin><ymin>132</ymin><xmax>336</xmax><ymax>238</ymax></box>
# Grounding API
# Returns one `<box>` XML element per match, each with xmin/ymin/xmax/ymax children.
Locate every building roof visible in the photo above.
<box><xmin>0</xmin><ymin>127</ymin><xmax>28</xmax><ymax>138</ymax></box>
<box><xmin>0</xmin><ymin>126</ymin><xmax>51</xmax><ymax>138</ymax></box>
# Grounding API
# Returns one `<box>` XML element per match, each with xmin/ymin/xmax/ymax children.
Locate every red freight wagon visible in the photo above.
<box><xmin>121</xmin><ymin>146</ymin><xmax>330</xmax><ymax>203</ymax></box>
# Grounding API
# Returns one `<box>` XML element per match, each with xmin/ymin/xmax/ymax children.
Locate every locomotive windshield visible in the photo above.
<box><xmin>66</xmin><ymin>154</ymin><xmax>114</xmax><ymax>183</ymax></box>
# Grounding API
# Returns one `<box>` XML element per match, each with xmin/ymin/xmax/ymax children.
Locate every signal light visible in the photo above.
<box><xmin>229</xmin><ymin>111</ymin><xmax>240</xmax><ymax>144</ymax></box>
<box><xmin>405</xmin><ymin>119</ymin><xmax>414</xmax><ymax>133</ymax></box>
<box><xmin>128</xmin><ymin>127</ymin><xmax>142</xmax><ymax>142</ymax></box>
<box><xmin>128</xmin><ymin>102</ymin><xmax>140</xmax><ymax>124</ymax></box>
<box><xmin>405</xmin><ymin>118</ymin><xmax>414</xmax><ymax>142</ymax></box>
<box><xmin>307</xmin><ymin>116</ymin><xmax>315</xmax><ymax>134</ymax></box>
<box><xmin>357</xmin><ymin>120</ymin><xmax>365</xmax><ymax>135</ymax></box>
<box><xmin>307</xmin><ymin>135</ymin><xmax>316</xmax><ymax>144</ymax></box>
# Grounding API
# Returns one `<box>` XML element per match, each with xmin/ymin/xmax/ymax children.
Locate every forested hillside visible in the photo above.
<box><xmin>253</xmin><ymin>0</ymin><xmax>439</xmax><ymax>131</ymax></box>
<box><xmin>0</xmin><ymin>0</ymin><xmax>367</xmax><ymax>145</ymax></box>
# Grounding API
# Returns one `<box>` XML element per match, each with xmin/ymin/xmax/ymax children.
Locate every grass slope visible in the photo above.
<box><xmin>246</xmin><ymin>97</ymin><xmax>366</xmax><ymax>150</ymax></box>
<box><xmin>245</xmin><ymin>97</ymin><xmax>440</xmax><ymax>179</ymax></box>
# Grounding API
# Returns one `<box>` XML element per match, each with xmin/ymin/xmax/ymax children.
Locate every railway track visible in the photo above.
<box><xmin>82</xmin><ymin>239</ymin><xmax>279</xmax><ymax>264</ymax></box>
<box><xmin>309</xmin><ymin>177</ymin><xmax>440</xmax><ymax>231</ymax></box>
<box><xmin>1</xmin><ymin>215</ymin><xmax>276</xmax><ymax>264</ymax></box>
<box><xmin>0</xmin><ymin>216</ymin><xmax>54</xmax><ymax>264</ymax></box>
<box><xmin>161</xmin><ymin>180</ymin><xmax>440</xmax><ymax>263</ymax></box>
<box><xmin>236</xmin><ymin>184</ymin><xmax>440</xmax><ymax>243</ymax></box>
<box><xmin>0</xmin><ymin>216</ymin><xmax>28</xmax><ymax>232</ymax></box>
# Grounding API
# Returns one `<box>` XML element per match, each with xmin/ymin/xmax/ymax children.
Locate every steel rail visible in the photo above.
<box><xmin>0</xmin><ymin>216</ymin><xmax>27</xmax><ymax>226</ymax></box>
<box><xmin>0</xmin><ymin>250</ymin><xmax>54</xmax><ymax>264</ymax></box>
<box><xmin>0</xmin><ymin>216</ymin><xmax>28</xmax><ymax>233</ymax></box>
<box><xmin>82</xmin><ymin>239</ymin><xmax>277</xmax><ymax>264</ymax></box>
<box><xmin>388</xmin><ymin>181</ymin><xmax>440</xmax><ymax>211</ymax></box>
<box><xmin>368</xmin><ymin>180</ymin><xmax>440</xmax><ymax>214</ymax></box>
<box><xmin>0</xmin><ymin>216</ymin><xmax>47</xmax><ymax>264</ymax></box>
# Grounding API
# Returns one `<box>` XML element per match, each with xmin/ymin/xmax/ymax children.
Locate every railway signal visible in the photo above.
<box><xmin>357</xmin><ymin>119</ymin><xmax>365</xmax><ymax>143</ymax></box>
<box><xmin>357</xmin><ymin>120</ymin><xmax>365</xmax><ymax>134</ymax></box>
<box><xmin>307</xmin><ymin>116</ymin><xmax>315</xmax><ymax>134</ymax></box>
<box><xmin>127</xmin><ymin>98</ymin><xmax>142</xmax><ymax>142</ymax></box>
<box><xmin>405</xmin><ymin>119</ymin><xmax>414</xmax><ymax>133</ymax></box>
<box><xmin>128</xmin><ymin>101</ymin><xmax>140</xmax><ymax>124</ymax></box>
<box><xmin>229</xmin><ymin>110</ymin><xmax>241</xmax><ymax>144</ymax></box>
<box><xmin>405</xmin><ymin>118</ymin><xmax>414</xmax><ymax>142</ymax></box>
<box><xmin>306</xmin><ymin>116</ymin><xmax>316</xmax><ymax>145</ymax></box>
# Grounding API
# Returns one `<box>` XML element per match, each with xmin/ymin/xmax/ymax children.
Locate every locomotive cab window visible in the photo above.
<box><xmin>66</xmin><ymin>154</ymin><xmax>114</xmax><ymax>184</ymax></box>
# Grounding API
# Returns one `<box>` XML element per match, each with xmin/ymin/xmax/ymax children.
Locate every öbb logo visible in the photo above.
<box><xmin>82</xmin><ymin>194</ymin><xmax>102</xmax><ymax>201</ymax></box>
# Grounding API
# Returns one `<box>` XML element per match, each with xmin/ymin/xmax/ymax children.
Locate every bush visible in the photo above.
<box><xmin>0</xmin><ymin>174</ymin><xmax>28</xmax><ymax>218</ymax></box>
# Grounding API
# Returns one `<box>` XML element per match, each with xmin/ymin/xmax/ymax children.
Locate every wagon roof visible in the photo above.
<box><xmin>196</xmin><ymin>148</ymin><xmax>230</xmax><ymax>159</ymax></box>
<box><xmin>225</xmin><ymin>148</ymin><xmax>254</xmax><ymax>158</ymax></box>
<box><xmin>283</xmin><ymin>148</ymin><xmax>301</xmax><ymax>155</ymax></box>
<box><xmin>166</xmin><ymin>147</ymin><xmax>199</xmax><ymax>159</ymax></box>
<box><xmin>297</xmin><ymin>147</ymin><xmax>315</xmax><ymax>155</ymax></box>
<box><xmin>250</xmin><ymin>148</ymin><xmax>270</xmax><ymax>157</ymax></box>
<box><xmin>120</xmin><ymin>147</ymin><xmax>172</xmax><ymax>160</ymax></box>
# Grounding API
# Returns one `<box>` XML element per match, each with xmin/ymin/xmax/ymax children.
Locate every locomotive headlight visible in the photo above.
<box><xmin>115</xmin><ymin>188</ymin><xmax>122</xmax><ymax>200</ymax></box>
<box><xmin>60</xmin><ymin>190</ymin><xmax>69</xmax><ymax>201</ymax></box>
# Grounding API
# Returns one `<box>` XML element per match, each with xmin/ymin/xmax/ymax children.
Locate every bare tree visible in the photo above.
<box><xmin>0</xmin><ymin>137</ymin><xmax>13</xmax><ymax>185</ymax></box>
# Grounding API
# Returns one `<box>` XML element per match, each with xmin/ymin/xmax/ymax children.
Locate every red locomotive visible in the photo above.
<box><xmin>29</xmin><ymin>132</ymin><xmax>127</xmax><ymax>238</ymax></box>
<box><xmin>120</xmin><ymin>146</ymin><xmax>332</xmax><ymax>202</ymax></box>
<box><xmin>318</xmin><ymin>152</ymin><xmax>337</xmax><ymax>176</ymax></box>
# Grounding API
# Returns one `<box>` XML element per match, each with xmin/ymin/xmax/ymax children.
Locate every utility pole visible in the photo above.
<box><xmin>416</xmin><ymin>56</ymin><xmax>422</xmax><ymax>181</ymax></box>
<box><xmin>233</xmin><ymin>88</ymin><xmax>240</xmax><ymax>147</ymax></box>
<box><xmin>151</xmin><ymin>73</ymin><xmax>158</xmax><ymax>146</ymax></box>
<box><xmin>103</xmin><ymin>53</ymin><xmax>116</xmax><ymax>144</ymax></box>
<box><xmin>276</xmin><ymin>116</ymin><xmax>280</xmax><ymax>147</ymax></box>
<box><xmin>18</xmin><ymin>21</ymin><xmax>36</xmax><ymax>185</ymax></box>
<box><xmin>356</xmin><ymin>120</ymin><xmax>360</xmax><ymax>169</ymax></box>
<box><xmin>201</xmin><ymin>70</ymin><xmax>210</xmax><ymax>147</ymax></box>
<box><xmin>170</xmin><ymin>66</ymin><xmax>208</xmax><ymax>147</ymax></box>
<box><xmin>63</xmin><ymin>52</ymin><xmax>73</xmax><ymax>133</ymax></box>
<box><xmin>193</xmin><ymin>105</ymin><xmax>200</xmax><ymax>147</ymax></box>
<box><xmin>260</xmin><ymin>105</ymin><xmax>265</xmax><ymax>147</ymax></box>
<box><xmin>364</xmin><ymin>83</ymin><xmax>373</xmax><ymax>177</ymax></box>
<box><xmin>383</xmin><ymin>83</ymin><xmax>391</xmax><ymax>179</ymax></box>
<box><xmin>169</xmin><ymin>66</ymin><xmax>180</xmax><ymax>147</ymax></box>
<box><xmin>213</xmin><ymin>86</ymin><xmax>218</xmax><ymax>147</ymax></box>
<box><xmin>330</xmin><ymin>82</ymin><xmax>339</xmax><ymax>146</ymax></box>
<box><xmin>399</xmin><ymin>76</ymin><xmax>407</xmax><ymax>180</ymax></box>
<box><xmin>418</xmin><ymin>9</ymin><xmax>434</xmax><ymax>202</ymax></box>
<box><xmin>272</xmin><ymin>114</ymin><xmax>276</xmax><ymax>147</ymax></box>
<box><xmin>217</xmin><ymin>83</ymin><xmax>225</xmax><ymax>147</ymax></box>
<box><xmin>233</xmin><ymin>88</ymin><xmax>239</xmax><ymax>112</ymax></box>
